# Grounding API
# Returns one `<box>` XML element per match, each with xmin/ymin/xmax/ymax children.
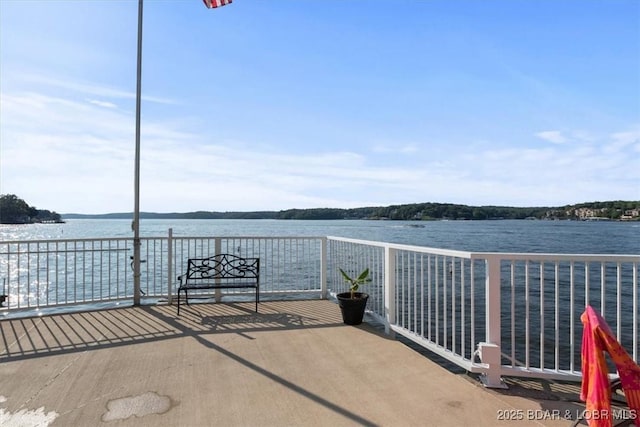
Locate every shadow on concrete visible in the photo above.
<box><xmin>0</xmin><ymin>300</ymin><xmax>378</xmax><ymax>426</ymax></box>
<box><xmin>0</xmin><ymin>301</ymin><xmax>349</xmax><ymax>362</ymax></box>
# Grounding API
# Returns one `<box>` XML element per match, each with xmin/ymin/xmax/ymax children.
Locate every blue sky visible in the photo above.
<box><xmin>1</xmin><ymin>0</ymin><xmax>638</xmax><ymax>214</ymax></box>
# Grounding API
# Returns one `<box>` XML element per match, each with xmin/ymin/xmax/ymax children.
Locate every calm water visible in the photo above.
<box><xmin>1</xmin><ymin>219</ymin><xmax>638</xmax><ymax>368</ymax></box>
<box><xmin>1</xmin><ymin>219</ymin><xmax>639</xmax><ymax>254</ymax></box>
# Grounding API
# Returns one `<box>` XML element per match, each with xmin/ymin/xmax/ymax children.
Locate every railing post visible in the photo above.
<box><xmin>214</xmin><ymin>237</ymin><xmax>222</xmax><ymax>302</ymax></box>
<box><xmin>320</xmin><ymin>237</ymin><xmax>327</xmax><ymax>299</ymax></box>
<box><xmin>478</xmin><ymin>255</ymin><xmax>506</xmax><ymax>388</ymax></box>
<box><xmin>167</xmin><ymin>228</ymin><xmax>173</xmax><ymax>304</ymax></box>
<box><xmin>384</xmin><ymin>246</ymin><xmax>396</xmax><ymax>336</ymax></box>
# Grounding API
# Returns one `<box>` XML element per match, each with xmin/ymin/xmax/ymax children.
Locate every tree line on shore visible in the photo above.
<box><xmin>3</xmin><ymin>193</ymin><xmax>638</xmax><ymax>224</ymax></box>
<box><xmin>0</xmin><ymin>194</ymin><xmax>64</xmax><ymax>224</ymax></box>
<box><xmin>62</xmin><ymin>200</ymin><xmax>639</xmax><ymax>221</ymax></box>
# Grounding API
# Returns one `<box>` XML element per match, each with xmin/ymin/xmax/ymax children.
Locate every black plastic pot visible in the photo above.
<box><xmin>336</xmin><ymin>292</ymin><xmax>369</xmax><ymax>325</ymax></box>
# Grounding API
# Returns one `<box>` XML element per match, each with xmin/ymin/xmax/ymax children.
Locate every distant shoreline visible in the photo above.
<box><xmin>58</xmin><ymin>216</ymin><xmax>637</xmax><ymax>222</ymax></box>
<box><xmin>60</xmin><ymin>200</ymin><xmax>640</xmax><ymax>222</ymax></box>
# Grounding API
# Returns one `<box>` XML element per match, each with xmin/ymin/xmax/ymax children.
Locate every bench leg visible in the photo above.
<box><xmin>255</xmin><ymin>288</ymin><xmax>259</xmax><ymax>312</ymax></box>
<box><xmin>177</xmin><ymin>289</ymin><xmax>188</xmax><ymax>316</ymax></box>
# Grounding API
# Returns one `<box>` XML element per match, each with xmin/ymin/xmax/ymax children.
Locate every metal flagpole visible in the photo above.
<box><xmin>133</xmin><ymin>0</ymin><xmax>143</xmax><ymax>306</ymax></box>
<box><xmin>132</xmin><ymin>0</ymin><xmax>230</xmax><ymax>306</ymax></box>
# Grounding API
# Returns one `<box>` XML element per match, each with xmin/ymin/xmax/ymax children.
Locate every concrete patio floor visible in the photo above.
<box><xmin>1</xmin><ymin>300</ymin><xmax>590</xmax><ymax>426</ymax></box>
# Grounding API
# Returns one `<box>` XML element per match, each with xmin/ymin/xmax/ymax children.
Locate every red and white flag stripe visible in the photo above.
<box><xmin>203</xmin><ymin>0</ymin><xmax>232</xmax><ymax>8</ymax></box>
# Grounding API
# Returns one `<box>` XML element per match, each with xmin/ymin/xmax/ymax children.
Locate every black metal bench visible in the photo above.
<box><xmin>177</xmin><ymin>254</ymin><xmax>260</xmax><ymax>315</ymax></box>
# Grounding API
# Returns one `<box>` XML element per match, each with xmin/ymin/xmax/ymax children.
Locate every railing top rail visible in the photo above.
<box><xmin>1</xmin><ymin>235</ymin><xmax>637</xmax><ymax>261</ymax></box>
<box><xmin>327</xmin><ymin>236</ymin><xmax>639</xmax><ymax>261</ymax></box>
<box><xmin>168</xmin><ymin>236</ymin><xmax>326</xmax><ymax>240</ymax></box>
<box><xmin>0</xmin><ymin>237</ymin><xmax>132</xmax><ymax>245</ymax></box>
<box><xmin>0</xmin><ymin>236</ymin><xmax>328</xmax><ymax>245</ymax></box>
<box><xmin>327</xmin><ymin>236</ymin><xmax>474</xmax><ymax>258</ymax></box>
<box><xmin>471</xmin><ymin>252</ymin><xmax>640</xmax><ymax>262</ymax></box>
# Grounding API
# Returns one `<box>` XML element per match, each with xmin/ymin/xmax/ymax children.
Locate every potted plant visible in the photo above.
<box><xmin>336</xmin><ymin>268</ymin><xmax>371</xmax><ymax>325</ymax></box>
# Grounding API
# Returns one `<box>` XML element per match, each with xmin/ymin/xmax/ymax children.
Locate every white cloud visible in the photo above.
<box><xmin>569</xmin><ymin>130</ymin><xmax>595</xmax><ymax>143</ymax></box>
<box><xmin>2</xmin><ymin>79</ymin><xmax>639</xmax><ymax>213</ymax></box>
<box><xmin>88</xmin><ymin>99</ymin><xmax>117</xmax><ymax>109</ymax></box>
<box><xmin>609</xmin><ymin>130</ymin><xmax>640</xmax><ymax>151</ymax></box>
<box><xmin>12</xmin><ymin>72</ymin><xmax>175</xmax><ymax>105</ymax></box>
<box><xmin>535</xmin><ymin>130</ymin><xmax>568</xmax><ymax>144</ymax></box>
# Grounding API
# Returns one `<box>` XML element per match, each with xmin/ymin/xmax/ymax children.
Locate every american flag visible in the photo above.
<box><xmin>203</xmin><ymin>0</ymin><xmax>232</xmax><ymax>8</ymax></box>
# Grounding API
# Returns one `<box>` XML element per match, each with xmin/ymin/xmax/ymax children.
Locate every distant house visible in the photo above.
<box><xmin>573</xmin><ymin>207</ymin><xmax>606</xmax><ymax>219</ymax></box>
<box><xmin>621</xmin><ymin>209</ymin><xmax>640</xmax><ymax>221</ymax></box>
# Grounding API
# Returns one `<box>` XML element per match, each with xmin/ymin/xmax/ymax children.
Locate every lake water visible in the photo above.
<box><xmin>1</xmin><ymin>218</ymin><xmax>639</xmax><ymax>254</ymax></box>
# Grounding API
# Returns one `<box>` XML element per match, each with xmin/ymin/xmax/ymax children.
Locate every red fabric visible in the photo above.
<box><xmin>580</xmin><ymin>305</ymin><xmax>640</xmax><ymax>426</ymax></box>
<box><xmin>203</xmin><ymin>0</ymin><xmax>232</xmax><ymax>9</ymax></box>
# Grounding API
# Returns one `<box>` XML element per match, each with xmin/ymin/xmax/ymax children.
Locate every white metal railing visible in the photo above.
<box><xmin>1</xmin><ymin>232</ymin><xmax>638</xmax><ymax>386</ymax></box>
<box><xmin>168</xmin><ymin>234</ymin><xmax>326</xmax><ymax>302</ymax></box>
<box><xmin>479</xmin><ymin>253</ymin><xmax>639</xmax><ymax>385</ymax></box>
<box><xmin>0</xmin><ymin>231</ymin><xmax>325</xmax><ymax>311</ymax></box>
<box><xmin>0</xmin><ymin>238</ymin><xmax>133</xmax><ymax>308</ymax></box>
<box><xmin>326</xmin><ymin>236</ymin><xmax>640</xmax><ymax>386</ymax></box>
<box><xmin>326</xmin><ymin>236</ymin><xmax>482</xmax><ymax>373</ymax></box>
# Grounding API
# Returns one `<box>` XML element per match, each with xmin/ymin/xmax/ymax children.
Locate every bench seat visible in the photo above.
<box><xmin>177</xmin><ymin>254</ymin><xmax>260</xmax><ymax>315</ymax></box>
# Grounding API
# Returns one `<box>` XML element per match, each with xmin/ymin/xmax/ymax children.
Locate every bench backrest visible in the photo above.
<box><xmin>185</xmin><ymin>254</ymin><xmax>259</xmax><ymax>281</ymax></box>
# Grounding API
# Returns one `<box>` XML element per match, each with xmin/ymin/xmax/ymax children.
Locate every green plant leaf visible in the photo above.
<box><xmin>357</xmin><ymin>268</ymin><xmax>370</xmax><ymax>282</ymax></box>
<box><xmin>339</xmin><ymin>268</ymin><xmax>352</xmax><ymax>282</ymax></box>
<box><xmin>338</xmin><ymin>267</ymin><xmax>371</xmax><ymax>295</ymax></box>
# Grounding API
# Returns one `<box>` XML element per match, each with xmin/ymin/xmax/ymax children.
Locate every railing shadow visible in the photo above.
<box><xmin>0</xmin><ymin>301</ymin><xmax>345</xmax><ymax>362</ymax></box>
<box><xmin>0</xmin><ymin>300</ymin><xmax>378</xmax><ymax>426</ymax></box>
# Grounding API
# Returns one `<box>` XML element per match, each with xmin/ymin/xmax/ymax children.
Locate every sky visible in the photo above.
<box><xmin>1</xmin><ymin>0</ymin><xmax>639</xmax><ymax>214</ymax></box>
